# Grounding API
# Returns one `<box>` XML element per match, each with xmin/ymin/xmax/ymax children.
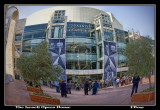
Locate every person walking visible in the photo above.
<box><xmin>113</xmin><ymin>77</ymin><xmax>117</xmax><ymax>88</ymax></box>
<box><xmin>131</xmin><ymin>75</ymin><xmax>140</xmax><ymax>97</ymax></box>
<box><xmin>102</xmin><ymin>80</ymin><xmax>105</xmax><ymax>88</ymax></box>
<box><xmin>91</xmin><ymin>81</ymin><xmax>94</xmax><ymax>93</ymax></box>
<box><xmin>79</xmin><ymin>83</ymin><xmax>82</xmax><ymax>90</ymax></box>
<box><xmin>121</xmin><ymin>77</ymin><xmax>124</xmax><ymax>86</ymax></box>
<box><xmin>84</xmin><ymin>81</ymin><xmax>89</xmax><ymax>95</ymax></box>
<box><xmin>76</xmin><ymin>82</ymin><xmax>80</xmax><ymax>91</ymax></box>
<box><xmin>60</xmin><ymin>81</ymin><xmax>67</xmax><ymax>97</ymax></box>
<box><xmin>67</xmin><ymin>81</ymin><xmax>71</xmax><ymax>94</ymax></box>
<box><xmin>89</xmin><ymin>81</ymin><xmax>92</xmax><ymax>91</ymax></box>
<box><xmin>55</xmin><ymin>81</ymin><xmax>60</xmax><ymax>93</ymax></box>
<box><xmin>116</xmin><ymin>77</ymin><xmax>120</xmax><ymax>87</ymax></box>
<box><xmin>112</xmin><ymin>78</ymin><xmax>115</xmax><ymax>88</ymax></box>
<box><xmin>109</xmin><ymin>79</ymin><xmax>112</xmax><ymax>86</ymax></box>
<box><xmin>92</xmin><ymin>80</ymin><xmax>99</xmax><ymax>95</ymax></box>
<box><xmin>123</xmin><ymin>76</ymin><xmax>126</xmax><ymax>86</ymax></box>
<box><xmin>48</xmin><ymin>80</ymin><xmax>51</xmax><ymax>88</ymax></box>
<box><xmin>59</xmin><ymin>81</ymin><xmax>61</xmax><ymax>93</ymax></box>
<box><xmin>106</xmin><ymin>79</ymin><xmax>109</xmax><ymax>87</ymax></box>
<box><xmin>82</xmin><ymin>83</ymin><xmax>84</xmax><ymax>90</ymax></box>
<box><xmin>100</xmin><ymin>80</ymin><xmax>102</xmax><ymax>89</ymax></box>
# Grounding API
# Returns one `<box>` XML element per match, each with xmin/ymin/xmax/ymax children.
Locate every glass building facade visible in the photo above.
<box><xmin>22</xmin><ymin>6</ymin><xmax>132</xmax><ymax>82</ymax></box>
<box><xmin>22</xmin><ymin>24</ymin><xmax>47</xmax><ymax>52</ymax></box>
<box><xmin>115</xmin><ymin>28</ymin><xmax>129</xmax><ymax>67</ymax></box>
<box><xmin>66</xmin><ymin>22</ymin><xmax>97</xmax><ymax>70</ymax></box>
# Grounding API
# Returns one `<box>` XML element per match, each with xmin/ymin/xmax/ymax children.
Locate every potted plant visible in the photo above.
<box><xmin>131</xmin><ymin>87</ymin><xmax>155</xmax><ymax>102</ymax></box>
<box><xmin>29</xmin><ymin>92</ymin><xmax>60</xmax><ymax>104</ymax></box>
<box><xmin>27</xmin><ymin>86</ymin><xmax>43</xmax><ymax>94</ymax></box>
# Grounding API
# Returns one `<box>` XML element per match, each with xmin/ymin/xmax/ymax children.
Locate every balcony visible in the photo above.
<box><xmin>66</xmin><ymin>38</ymin><xmax>96</xmax><ymax>44</ymax></box>
<box><xmin>14</xmin><ymin>40</ymin><xmax>21</xmax><ymax>45</ymax></box>
<box><xmin>66</xmin><ymin>53</ymin><xmax>97</xmax><ymax>61</ymax></box>
<box><xmin>66</xmin><ymin>69</ymin><xmax>103</xmax><ymax>75</ymax></box>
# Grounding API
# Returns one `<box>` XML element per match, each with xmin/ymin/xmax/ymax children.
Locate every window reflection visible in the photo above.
<box><xmin>51</xmin><ymin>26</ymin><xmax>64</xmax><ymax>38</ymax></box>
<box><xmin>115</xmin><ymin>28</ymin><xmax>129</xmax><ymax>67</ymax></box>
<box><xmin>66</xmin><ymin>22</ymin><xmax>97</xmax><ymax>70</ymax></box>
<box><xmin>104</xmin><ymin>29</ymin><xmax>114</xmax><ymax>42</ymax></box>
<box><xmin>22</xmin><ymin>24</ymin><xmax>47</xmax><ymax>52</ymax></box>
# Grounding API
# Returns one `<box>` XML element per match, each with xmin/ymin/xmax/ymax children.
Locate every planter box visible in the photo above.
<box><xmin>29</xmin><ymin>93</ymin><xmax>60</xmax><ymax>104</ymax></box>
<box><xmin>131</xmin><ymin>92</ymin><xmax>155</xmax><ymax>102</ymax></box>
<box><xmin>27</xmin><ymin>86</ymin><xmax>43</xmax><ymax>94</ymax></box>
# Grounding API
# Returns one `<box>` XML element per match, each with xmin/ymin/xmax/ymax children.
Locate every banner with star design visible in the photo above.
<box><xmin>49</xmin><ymin>39</ymin><xmax>67</xmax><ymax>82</ymax></box>
<box><xmin>103</xmin><ymin>41</ymin><xmax>117</xmax><ymax>80</ymax></box>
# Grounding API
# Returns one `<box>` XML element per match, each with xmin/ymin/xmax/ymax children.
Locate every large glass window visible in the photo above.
<box><xmin>97</xmin><ymin>30</ymin><xmax>102</xmax><ymax>42</ymax></box>
<box><xmin>22</xmin><ymin>23</ymin><xmax>47</xmax><ymax>52</ymax></box>
<box><xmin>15</xmin><ymin>34</ymin><xmax>22</xmax><ymax>41</ymax></box>
<box><xmin>98</xmin><ymin>44</ymin><xmax>103</xmax><ymax>58</ymax></box>
<box><xmin>66</xmin><ymin>22</ymin><xmax>97</xmax><ymax>70</ymax></box>
<box><xmin>104</xmin><ymin>29</ymin><xmax>114</xmax><ymax>42</ymax></box>
<box><xmin>52</xmin><ymin>10</ymin><xmax>65</xmax><ymax>23</ymax></box>
<box><xmin>101</xmin><ymin>14</ymin><xmax>111</xmax><ymax>24</ymax></box>
<box><xmin>91</xmin><ymin>31</ymin><xmax>95</xmax><ymax>38</ymax></box>
<box><xmin>99</xmin><ymin>61</ymin><xmax>103</xmax><ymax>69</ymax></box>
<box><xmin>115</xmin><ymin>28</ymin><xmax>129</xmax><ymax>67</ymax></box>
<box><xmin>66</xmin><ymin>22</ymin><xmax>90</xmax><ymax>38</ymax></box>
<box><xmin>66</xmin><ymin>61</ymin><xmax>97</xmax><ymax>70</ymax></box>
<box><xmin>91</xmin><ymin>62</ymin><xmax>97</xmax><ymax>69</ymax></box>
<box><xmin>91</xmin><ymin>46</ymin><xmax>96</xmax><ymax>53</ymax></box>
<box><xmin>51</xmin><ymin>26</ymin><xmax>63</xmax><ymax>38</ymax></box>
<box><xmin>66</xmin><ymin>61</ymin><xmax>72</xmax><ymax>69</ymax></box>
<box><xmin>90</xmin><ymin>24</ymin><xmax>95</xmax><ymax>30</ymax></box>
<box><xmin>103</xmin><ymin>24</ymin><xmax>112</xmax><ymax>28</ymax></box>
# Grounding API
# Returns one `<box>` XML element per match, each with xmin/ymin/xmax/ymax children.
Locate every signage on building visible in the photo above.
<box><xmin>66</xmin><ymin>22</ymin><xmax>90</xmax><ymax>37</ymax></box>
<box><xmin>49</xmin><ymin>39</ymin><xmax>67</xmax><ymax>82</ymax></box>
<box><xmin>103</xmin><ymin>41</ymin><xmax>117</xmax><ymax>80</ymax></box>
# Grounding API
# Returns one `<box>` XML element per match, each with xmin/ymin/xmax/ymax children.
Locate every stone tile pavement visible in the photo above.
<box><xmin>4</xmin><ymin>79</ymin><xmax>155</xmax><ymax>106</ymax></box>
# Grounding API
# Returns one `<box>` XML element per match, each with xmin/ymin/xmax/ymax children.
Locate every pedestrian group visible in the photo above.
<box><xmin>46</xmin><ymin>74</ymin><xmax>140</xmax><ymax>98</ymax></box>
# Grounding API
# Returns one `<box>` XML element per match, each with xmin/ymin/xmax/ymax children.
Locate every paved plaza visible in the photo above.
<box><xmin>5</xmin><ymin>79</ymin><xmax>155</xmax><ymax>106</ymax></box>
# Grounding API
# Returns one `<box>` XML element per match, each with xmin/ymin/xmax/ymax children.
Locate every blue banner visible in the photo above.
<box><xmin>103</xmin><ymin>41</ymin><xmax>117</xmax><ymax>80</ymax></box>
<box><xmin>49</xmin><ymin>39</ymin><xmax>66</xmax><ymax>82</ymax></box>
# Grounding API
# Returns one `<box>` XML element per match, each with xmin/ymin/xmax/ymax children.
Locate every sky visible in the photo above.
<box><xmin>15</xmin><ymin>5</ymin><xmax>155</xmax><ymax>40</ymax></box>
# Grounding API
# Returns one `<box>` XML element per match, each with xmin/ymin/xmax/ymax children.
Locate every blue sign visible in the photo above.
<box><xmin>66</xmin><ymin>22</ymin><xmax>90</xmax><ymax>37</ymax></box>
<box><xmin>103</xmin><ymin>41</ymin><xmax>117</xmax><ymax>80</ymax></box>
<box><xmin>49</xmin><ymin>39</ymin><xmax>66</xmax><ymax>82</ymax></box>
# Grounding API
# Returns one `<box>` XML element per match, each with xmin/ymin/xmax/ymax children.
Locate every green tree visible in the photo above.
<box><xmin>124</xmin><ymin>36</ymin><xmax>155</xmax><ymax>89</ymax></box>
<box><xmin>16</xmin><ymin>41</ymin><xmax>62</xmax><ymax>94</ymax></box>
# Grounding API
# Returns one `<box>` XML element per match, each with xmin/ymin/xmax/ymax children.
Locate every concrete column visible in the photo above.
<box><xmin>6</xmin><ymin>18</ymin><xmax>16</xmax><ymax>80</ymax></box>
<box><xmin>63</xmin><ymin>16</ymin><xmax>67</xmax><ymax>39</ymax></box>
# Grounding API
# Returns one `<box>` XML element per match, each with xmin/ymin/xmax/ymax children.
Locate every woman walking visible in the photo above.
<box><xmin>121</xmin><ymin>77</ymin><xmax>124</xmax><ymax>86</ymax></box>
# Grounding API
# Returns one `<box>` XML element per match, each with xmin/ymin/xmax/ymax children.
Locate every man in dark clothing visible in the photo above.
<box><xmin>60</xmin><ymin>81</ymin><xmax>67</xmax><ymax>97</ymax></box>
<box><xmin>131</xmin><ymin>75</ymin><xmax>140</xmax><ymax>97</ymax></box>
<box><xmin>84</xmin><ymin>81</ymin><xmax>89</xmax><ymax>95</ymax></box>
